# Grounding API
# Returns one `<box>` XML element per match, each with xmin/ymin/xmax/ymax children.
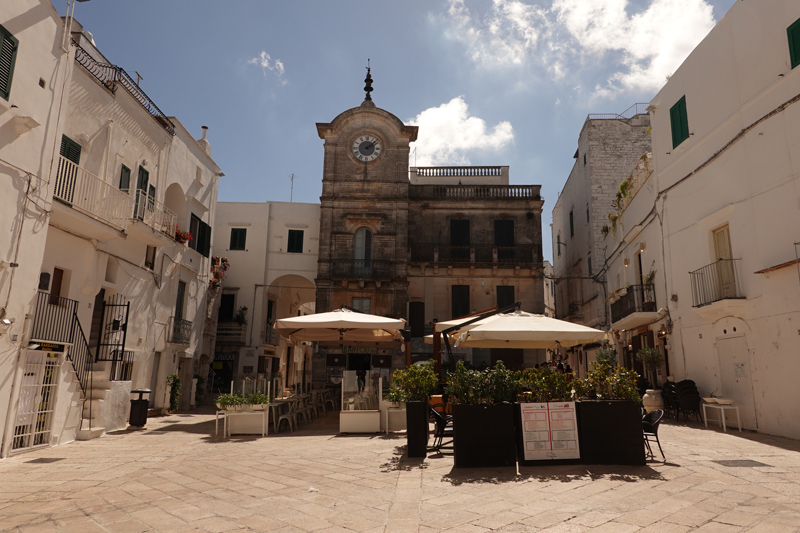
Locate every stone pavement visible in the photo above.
<box><xmin>1</xmin><ymin>406</ymin><xmax>800</xmax><ymax>533</ymax></box>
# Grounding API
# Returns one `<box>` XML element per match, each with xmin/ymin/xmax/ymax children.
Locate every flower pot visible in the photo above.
<box><xmin>453</xmin><ymin>403</ymin><xmax>516</xmax><ymax>468</ymax></box>
<box><xmin>406</xmin><ymin>401</ymin><xmax>429</xmax><ymax>458</ymax></box>
<box><xmin>576</xmin><ymin>400</ymin><xmax>645</xmax><ymax>465</ymax></box>
<box><xmin>619</xmin><ymin>288</ymin><xmax>628</xmax><ymax>296</ymax></box>
<box><xmin>642</xmin><ymin>389</ymin><xmax>664</xmax><ymax>413</ymax></box>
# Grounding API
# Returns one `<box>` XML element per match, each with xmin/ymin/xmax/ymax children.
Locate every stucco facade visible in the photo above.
<box><xmin>607</xmin><ymin>0</ymin><xmax>800</xmax><ymax>439</ymax></box>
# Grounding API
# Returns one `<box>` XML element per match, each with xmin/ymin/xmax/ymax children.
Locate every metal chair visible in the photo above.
<box><xmin>277</xmin><ymin>401</ymin><xmax>296</xmax><ymax>433</ymax></box>
<box><xmin>643</xmin><ymin>409</ymin><xmax>665</xmax><ymax>460</ymax></box>
<box><xmin>429</xmin><ymin>403</ymin><xmax>453</xmax><ymax>452</ymax></box>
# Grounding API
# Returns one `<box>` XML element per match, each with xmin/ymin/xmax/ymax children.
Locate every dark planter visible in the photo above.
<box><xmin>576</xmin><ymin>400</ymin><xmax>645</xmax><ymax>465</ymax></box>
<box><xmin>453</xmin><ymin>403</ymin><xmax>516</xmax><ymax>468</ymax></box>
<box><xmin>406</xmin><ymin>401</ymin><xmax>429</xmax><ymax>458</ymax></box>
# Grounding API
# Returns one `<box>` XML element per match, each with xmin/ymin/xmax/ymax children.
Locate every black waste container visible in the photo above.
<box><xmin>130</xmin><ymin>389</ymin><xmax>151</xmax><ymax>427</ymax></box>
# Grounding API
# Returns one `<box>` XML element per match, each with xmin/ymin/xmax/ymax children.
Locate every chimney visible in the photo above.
<box><xmin>197</xmin><ymin>126</ymin><xmax>211</xmax><ymax>156</ymax></box>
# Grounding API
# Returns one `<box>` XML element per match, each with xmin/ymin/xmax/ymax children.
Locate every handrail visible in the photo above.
<box><xmin>610</xmin><ymin>284</ymin><xmax>657</xmax><ymax>324</ymax></box>
<box><xmin>413</xmin><ymin>166</ymin><xmax>503</xmax><ymax>177</ymax></box>
<box><xmin>409</xmin><ymin>184</ymin><xmax>540</xmax><ymax>200</ymax></box>
<box><xmin>169</xmin><ymin>317</ymin><xmax>192</xmax><ymax>345</ymax></box>
<box><xmin>409</xmin><ymin>244</ymin><xmax>538</xmax><ymax>264</ymax></box>
<box><xmin>689</xmin><ymin>259</ymin><xmax>744</xmax><ymax>307</ymax></box>
<box><xmin>587</xmin><ymin>103</ymin><xmax>649</xmax><ymax>121</ymax></box>
<box><xmin>72</xmin><ymin>40</ymin><xmax>175</xmax><ymax>135</ymax></box>
<box><xmin>54</xmin><ymin>155</ymin><xmax>132</xmax><ymax>231</ymax></box>
<box><xmin>132</xmin><ymin>189</ymin><xmax>177</xmax><ymax>237</ymax></box>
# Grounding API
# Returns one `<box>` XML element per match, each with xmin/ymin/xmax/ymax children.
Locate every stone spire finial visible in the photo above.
<box><xmin>364</xmin><ymin>60</ymin><xmax>373</xmax><ymax>102</ymax></box>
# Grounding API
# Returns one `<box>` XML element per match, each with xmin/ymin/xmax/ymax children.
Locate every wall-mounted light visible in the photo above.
<box><xmin>142</xmin><ymin>159</ymin><xmax>149</xmax><ymax>166</ymax></box>
<box><xmin>624</xmin><ymin>258</ymin><xmax>629</xmax><ymax>267</ymax></box>
<box><xmin>639</xmin><ymin>242</ymin><xmax>645</xmax><ymax>253</ymax></box>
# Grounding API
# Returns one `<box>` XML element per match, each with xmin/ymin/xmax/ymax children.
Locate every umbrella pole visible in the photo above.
<box><xmin>432</xmin><ymin>331</ymin><xmax>442</xmax><ymax>375</ymax></box>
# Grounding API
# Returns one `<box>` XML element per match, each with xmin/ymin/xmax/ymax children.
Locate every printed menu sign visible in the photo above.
<box><xmin>519</xmin><ymin>402</ymin><xmax>580</xmax><ymax>460</ymax></box>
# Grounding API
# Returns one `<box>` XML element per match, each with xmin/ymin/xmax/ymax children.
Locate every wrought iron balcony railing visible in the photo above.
<box><xmin>261</xmin><ymin>326</ymin><xmax>280</xmax><ymax>346</ymax></box>
<box><xmin>216</xmin><ymin>322</ymin><xmax>247</xmax><ymax>344</ymax></box>
<box><xmin>689</xmin><ymin>259</ymin><xmax>744</xmax><ymax>308</ymax></box>
<box><xmin>54</xmin><ymin>156</ymin><xmax>133</xmax><ymax>231</ymax></box>
<box><xmin>331</xmin><ymin>260</ymin><xmax>394</xmax><ymax>279</ymax></box>
<box><xmin>168</xmin><ymin>317</ymin><xmax>192</xmax><ymax>345</ymax></box>
<box><xmin>410</xmin><ymin>244</ymin><xmax>538</xmax><ymax>264</ymax></box>
<box><xmin>610</xmin><ymin>284</ymin><xmax>656</xmax><ymax>324</ymax></box>
<box><xmin>132</xmin><ymin>189</ymin><xmax>177</xmax><ymax>238</ymax></box>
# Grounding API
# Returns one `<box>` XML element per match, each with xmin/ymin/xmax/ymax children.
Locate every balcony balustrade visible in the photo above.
<box><xmin>261</xmin><ymin>326</ymin><xmax>280</xmax><ymax>346</ymax></box>
<box><xmin>168</xmin><ymin>316</ymin><xmax>192</xmax><ymax>345</ymax></box>
<box><xmin>610</xmin><ymin>284</ymin><xmax>657</xmax><ymax>325</ymax></box>
<box><xmin>54</xmin><ymin>155</ymin><xmax>133</xmax><ymax>231</ymax></box>
<box><xmin>410</xmin><ymin>184</ymin><xmax>540</xmax><ymax>200</ymax></box>
<box><xmin>331</xmin><ymin>260</ymin><xmax>394</xmax><ymax>279</ymax></box>
<box><xmin>410</xmin><ymin>244</ymin><xmax>537</xmax><ymax>265</ymax></box>
<box><xmin>689</xmin><ymin>259</ymin><xmax>744</xmax><ymax>308</ymax></box>
<box><xmin>216</xmin><ymin>322</ymin><xmax>247</xmax><ymax>344</ymax></box>
<box><xmin>131</xmin><ymin>189</ymin><xmax>178</xmax><ymax>238</ymax></box>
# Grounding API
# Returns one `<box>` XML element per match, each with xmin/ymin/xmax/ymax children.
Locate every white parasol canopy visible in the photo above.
<box><xmin>275</xmin><ymin>308</ymin><xmax>406</xmax><ymax>344</ymax></box>
<box><xmin>454</xmin><ymin>310</ymin><xmax>605</xmax><ymax>349</ymax></box>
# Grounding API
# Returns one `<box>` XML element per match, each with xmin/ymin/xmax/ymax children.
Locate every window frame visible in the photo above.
<box><xmin>0</xmin><ymin>24</ymin><xmax>19</xmax><ymax>101</ymax></box>
<box><xmin>287</xmin><ymin>229</ymin><xmax>304</xmax><ymax>253</ymax></box>
<box><xmin>119</xmin><ymin>165</ymin><xmax>131</xmax><ymax>195</ymax></box>
<box><xmin>451</xmin><ymin>285</ymin><xmax>470</xmax><ymax>319</ymax></box>
<box><xmin>230</xmin><ymin>228</ymin><xmax>247</xmax><ymax>251</ymax></box>
<box><xmin>351</xmin><ymin>297</ymin><xmax>371</xmax><ymax>314</ymax></box>
<box><xmin>670</xmin><ymin>96</ymin><xmax>690</xmax><ymax>148</ymax></box>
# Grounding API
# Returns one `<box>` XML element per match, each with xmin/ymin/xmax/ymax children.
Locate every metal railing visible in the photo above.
<box><xmin>216</xmin><ymin>322</ymin><xmax>247</xmax><ymax>344</ymax></box>
<box><xmin>262</xmin><ymin>326</ymin><xmax>280</xmax><ymax>346</ymax></box>
<box><xmin>132</xmin><ymin>189</ymin><xmax>177</xmax><ymax>238</ymax></box>
<box><xmin>587</xmin><ymin>103</ymin><xmax>649</xmax><ymax>121</ymax></box>
<box><xmin>410</xmin><ymin>184</ymin><xmax>540</xmax><ymax>200</ymax></box>
<box><xmin>409</xmin><ymin>244</ymin><xmax>537</xmax><ymax>264</ymax></box>
<box><xmin>109</xmin><ymin>350</ymin><xmax>134</xmax><ymax>381</ymax></box>
<box><xmin>331</xmin><ymin>260</ymin><xmax>394</xmax><ymax>279</ymax></box>
<box><xmin>54</xmin><ymin>156</ymin><xmax>133</xmax><ymax>231</ymax></box>
<box><xmin>413</xmin><ymin>166</ymin><xmax>503</xmax><ymax>177</ymax></box>
<box><xmin>690</xmin><ymin>259</ymin><xmax>744</xmax><ymax>308</ymax></box>
<box><xmin>30</xmin><ymin>292</ymin><xmax>91</xmax><ymax>395</ymax></box>
<box><xmin>168</xmin><ymin>317</ymin><xmax>192</xmax><ymax>345</ymax></box>
<box><xmin>610</xmin><ymin>284</ymin><xmax>657</xmax><ymax>324</ymax></box>
<box><xmin>73</xmin><ymin>40</ymin><xmax>175</xmax><ymax>135</ymax></box>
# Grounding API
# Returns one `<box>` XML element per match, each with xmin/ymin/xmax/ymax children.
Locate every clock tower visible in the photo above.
<box><xmin>314</xmin><ymin>69</ymin><xmax>418</xmax><ymax>319</ymax></box>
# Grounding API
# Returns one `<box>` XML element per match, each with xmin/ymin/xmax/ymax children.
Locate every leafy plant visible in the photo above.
<box><xmin>636</xmin><ymin>346</ymin><xmax>664</xmax><ymax>375</ymax></box>
<box><xmin>601</xmin><ymin>225</ymin><xmax>609</xmax><ymax>236</ymax></box>
<box><xmin>245</xmin><ymin>392</ymin><xmax>270</xmax><ymax>405</ymax></box>
<box><xmin>175</xmin><ymin>226</ymin><xmax>193</xmax><ymax>244</ymax></box>
<box><xmin>520</xmin><ymin>367</ymin><xmax>572</xmax><ymax>402</ymax></box>
<box><xmin>233</xmin><ymin>306</ymin><xmax>248</xmax><ymax>326</ymax></box>
<box><xmin>576</xmin><ymin>362</ymin><xmax>641</xmax><ymax>403</ymax></box>
<box><xmin>643</xmin><ymin>267</ymin><xmax>657</xmax><ymax>285</ymax></box>
<box><xmin>446</xmin><ymin>360</ymin><xmax>521</xmax><ymax>405</ymax></box>
<box><xmin>166</xmin><ymin>374</ymin><xmax>182</xmax><ymax>411</ymax></box>
<box><xmin>608</xmin><ymin>213</ymin><xmax>621</xmax><ymax>237</ymax></box>
<box><xmin>594</xmin><ymin>347</ymin><xmax>618</xmax><ymax>368</ymax></box>
<box><xmin>216</xmin><ymin>393</ymin><xmax>246</xmax><ymax>409</ymax></box>
<box><xmin>485</xmin><ymin>361</ymin><xmax>522</xmax><ymax>403</ymax></box>
<box><xmin>389</xmin><ymin>360</ymin><xmax>438</xmax><ymax>402</ymax></box>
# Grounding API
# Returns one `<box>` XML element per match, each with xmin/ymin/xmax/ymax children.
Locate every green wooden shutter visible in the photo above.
<box><xmin>119</xmin><ymin>165</ymin><xmax>131</xmax><ymax>193</ymax></box>
<box><xmin>789</xmin><ymin>18</ymin><xmax>800</xmax><ymax>69</ymax></box>
<box><xmin>670</xmin><ymin>96</ymin><xmax>689</xmax><ymax>148</ymax></box>
<box><xmin>0</xmin><ymin>25</ymin><xmax>18</xmax><ymax>101</ymax></box>
<box><xmin>198</xmin><ymin>221</ymin><xmax>211</xmax><ymax>257</ymax></box>
<box><xmin>59</xmin><ymin>135</ymin><xmax>81</xmax><ymax>164</ymax></box>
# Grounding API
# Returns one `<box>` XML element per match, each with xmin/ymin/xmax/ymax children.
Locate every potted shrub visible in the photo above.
<box><xmin>446</xmin><ymin>361</ymin><xmax>520</xmax><ymax>468</ymax></box>
<box><xmin>573</xmin><ymin>363</ymin><xmax>645</xmax><ymax>465</ymax></box>
<box><xmin>246</xmin><ymin>392</ymin><xmax>270</xmax><ymax>411</ymax></box>
<box><xmin>175</xmin><ymin>226</ymin><xmax>193</xmax><ymax>244</ymax></box>
<box><xmin>389</xmin><ymin>361</ymin><xmax>438</xmax><ymax>458</ymax></box>
<box><xmin>636</xmin><ymin>345</ymin><xmax>665</xmax><ymax>390</ymax></box>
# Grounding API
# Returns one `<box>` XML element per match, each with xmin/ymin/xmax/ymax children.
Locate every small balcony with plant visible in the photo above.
<box><xmin>126</xmin><ymin>189</ymin><xmax>178</xmax><ymax>245</ymax></box>
<box><xmin>609</xmin><ymin>280</ymin><xmax>659</xmax><ymax>331</ymax></box>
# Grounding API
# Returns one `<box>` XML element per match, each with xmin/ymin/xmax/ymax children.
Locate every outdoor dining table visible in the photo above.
<box><xmin>269</xmin><ymin>394</ymin><xmax>312</xmax><ymax>433</ymax></box>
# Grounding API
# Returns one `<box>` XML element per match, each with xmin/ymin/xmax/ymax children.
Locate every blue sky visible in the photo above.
<box><xmin>63</xmin><ymin>0</ymin><xmax>736</xmax><ymax>261</ymax></box>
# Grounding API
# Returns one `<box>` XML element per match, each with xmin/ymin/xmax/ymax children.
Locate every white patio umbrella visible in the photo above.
<box><xmin>275</xmin><ymin>308</ymin><xmax>406</xmax><ymax>344</ymax></box>
<box><xmin>422</xmin><ymin>314</ymin><xmax>502</xmax><ymax>345</ymax></box>
<box><xmin>454</xmin><ymin>310</ymin><xmax>605</xmax><ymax>349</ymax></box>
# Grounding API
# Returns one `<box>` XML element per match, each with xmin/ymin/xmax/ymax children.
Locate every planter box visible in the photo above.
<box><xmin>406</xmin><ymin>401</ymin><xmax>429</xmax><ymax>458</ymax></box>
<box><xmin>453</xmin><ymin>403</ymin><xmax>516</xmax><ymax>468</ymax></box>
<box><xmin>576</xmin><ymin>400</ymin><xmax>645</xmax><ymax>465</ymax></box>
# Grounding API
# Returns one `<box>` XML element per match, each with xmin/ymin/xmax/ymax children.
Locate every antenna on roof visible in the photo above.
<box><xmin>290</xmin><ymin>173</ymin><xmax>294</xmax><ymax>202</ymax></box>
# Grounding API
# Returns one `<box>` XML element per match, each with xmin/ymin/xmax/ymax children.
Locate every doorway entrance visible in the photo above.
<box><xmin>12</xmin><ymin>348</ymin><xmax>63</xmax><ymax>452</ymax></box>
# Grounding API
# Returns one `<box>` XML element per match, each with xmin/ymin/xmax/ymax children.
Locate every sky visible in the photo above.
<box><xmin>62</xmin><ymin>0</ymin><xmax>737</xmax><ymax>262</ymax></box>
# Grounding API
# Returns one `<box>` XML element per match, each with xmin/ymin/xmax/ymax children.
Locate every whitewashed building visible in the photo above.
<box><xmin>210</xmin><ymin>202</ymin><xmax>320</xmax><ymax>395</ymax></box>
<box><xmin>606</xmin><ymin>0</ymin><xmax>800</xmax><ymax>438</ymax></box>
<box><xmin>0</xmin><ymin>5</ymin><xmax>221</xmax><ymax>456</ymax></box>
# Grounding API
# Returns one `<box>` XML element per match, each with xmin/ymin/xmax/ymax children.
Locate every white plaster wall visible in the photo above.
<box><xmin>0</xmin><ymin>0</ymin><xmax>71</xmax><ymax>457</ymax></box>
<box><xmin>638</xmin><ymin>0</ymin><xmax>800</xmax><ymax>438</ymax></box>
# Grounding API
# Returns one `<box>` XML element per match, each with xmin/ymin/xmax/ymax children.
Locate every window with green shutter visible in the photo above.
<box><xmin>0</xmin><ymin>24</ymin><xmax>18</xmax><ymax>101</ymax></box>
<box><xmin>287</xmin><ymin>230</ymin><xmax>303</xmax><ymax>253</ymax></box>
<box><xmin>230</xmin><ymin>228</ymin><xmax>247</xmax><ymax>250</ymax></box>
<box><xmin>789</xmin><ymin>18</ymin><xmax>800</xmax><ymax>69</ymax></box>
<box><xmin>60</xmin><ymin>135</ymin><xmax>81</xmax><ymax>165</ymax></box>
<box><xmin>119</xmin><ymin>165</ymin><xmax>131</xmax><ymax>194</ymax></box>
<box><xmin>670</xmin><ymin>96</ymin><xmax>690</xmax><ymax>148</ymax></box>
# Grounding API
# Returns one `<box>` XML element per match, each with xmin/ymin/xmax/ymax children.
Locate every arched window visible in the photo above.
<box><xmin>354</xmin><ymin>227</ymin><xmax>373</xmax><ymax>276</ymax></box>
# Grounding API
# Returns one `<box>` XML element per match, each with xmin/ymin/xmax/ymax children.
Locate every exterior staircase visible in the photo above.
<box><xmin>77</xmin><ymin>360</ymin><xmax>113</xmax><ymax>440</ymax></box>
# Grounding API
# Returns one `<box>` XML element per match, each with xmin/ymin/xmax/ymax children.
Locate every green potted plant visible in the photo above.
<box><xmin>594</xmin><ymin>347</ymin><xmax>618</xmax><ymax>368</ymax></box>
<box><xmin>233</xmin><ymin>306</ymin><xmax>248</xmax><ymax>326</ymax></box>
<box><xmin>166</xmin><ymin>374</ymin><xmax>181</xmax><ymax>412</ymax></box>
<box><xmin>245</xmin><ymin>392</ymin><xmax>270</xmax><ymax>411</ymax></box>
<box><xmin>215</xmin><ymin>393</ymin><xmax>246</xmax><ymax>411</ymax></box>
<box><xmin>446</xmin><ymin>361</ymin><xmax>520</xmax><ymax>468</ymax></box>
<box><xmin>573</xmin><ymin>362</ymin><xmax>645</xmax><ymax>465</ymax></box>
<box><xmin>389</xmin><ymin>361</ymin><xmax>438</xmax><ymax>458</ymax></box>
<box><xmin>636</xmin><ymin>346</ymin><xmax>664</xmax><ymax>387</ymax></box>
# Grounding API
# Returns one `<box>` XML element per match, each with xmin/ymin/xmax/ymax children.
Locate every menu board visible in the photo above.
<box><xmin>519</xmin><ymin>402</ymin><xmax>580</xmax><ymax>461</ymax></box>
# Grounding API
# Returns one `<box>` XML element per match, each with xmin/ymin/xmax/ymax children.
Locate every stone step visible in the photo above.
<box><xmin>86</xmin><ymin>376</ymin><xmax>114</xmax><ymax>390</ymax></box>
<box><xmin>82</xmin><ymin>398</ymin><xmax>104</xmax><ymax>418</ymax></box>
<box><xmin>82</xmin><ymin>388</ymin><xmax>109</xmax><ymax>400</ymax></box>
<box><xmin>76</xmin><ymin>426</ymin><xmax>105</xmax><ymax>441</ymax></box>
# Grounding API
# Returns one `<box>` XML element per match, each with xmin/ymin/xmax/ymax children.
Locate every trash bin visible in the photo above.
<box><xmin>130</xmin><ymin>389</ymin><xmax>151</xmax><ymax>428</ymax></box>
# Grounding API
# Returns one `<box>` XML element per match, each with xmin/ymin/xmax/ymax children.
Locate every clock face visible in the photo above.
<box><xmin>351</xmin><ymin>135</ymin><xmax>382</xmax><ymax>162</ymax></box>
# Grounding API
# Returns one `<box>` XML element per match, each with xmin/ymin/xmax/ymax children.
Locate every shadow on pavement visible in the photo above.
<box><xmin>441</xmin><ymin>464</ymin><xmax>666</xmax><ymax>486</ymax></box>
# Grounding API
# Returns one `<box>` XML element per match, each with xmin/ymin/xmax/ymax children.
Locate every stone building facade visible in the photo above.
<box><xmin>314</xmin><ymin>95</ymin><xmax>544</xmax><ymax>379</ymax></box>
<box><xmin>551</xmin><ymin>108</ymin><xmax>651</xmax><ymax>374</ymax></box>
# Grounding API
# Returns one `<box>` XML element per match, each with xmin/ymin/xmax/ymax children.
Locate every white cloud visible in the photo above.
<box><xmin>408</xmin><ymin>97</ymin><xmax>514</xmax><ymax>166</ymax></box>
<box><xmin>442</xmin><ymin>0</ymin><xmax>717</xmax><ymax>96</ymax></box>
<box><xmin>247</xmin><ymin>51</ymin><xmax>287</xmax><ymax>85</ymax></box>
